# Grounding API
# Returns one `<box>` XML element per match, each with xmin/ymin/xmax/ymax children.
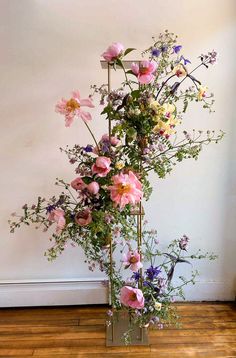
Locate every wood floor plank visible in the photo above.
<box><xmin>0</xmin><ymin>303</ymin><xmax>235</xmax><ymax>357</ymax></box>
<box><xmin>0</xmin><ymin>348</ymin><xmax>33</xmax><ymax>356</ymax></box>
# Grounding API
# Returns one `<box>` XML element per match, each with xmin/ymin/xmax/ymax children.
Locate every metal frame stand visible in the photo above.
<box><xmin>100</xmin><ymin>60</ymin><xmax>149</xmax><ymax>346</ymax></box>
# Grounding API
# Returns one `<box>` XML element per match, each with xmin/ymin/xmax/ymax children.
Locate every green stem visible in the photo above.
<box><xmin>117</xmin><ymin>60</ymin><xmax>133</xmax><ymax>91</ymax></box>
<box><xmin>83</xmin><ymin>121</ymin><xmax>100</xmax><ymax>153</ymax></box>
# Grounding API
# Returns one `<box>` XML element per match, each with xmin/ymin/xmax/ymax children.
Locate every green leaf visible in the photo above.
<box><xmin>124</xmin><ymin>48</ymin><xmax>136</xmax><ymax>56</ymax></box>
<box><xmin>126</xmin><ymin>70</ymin><xmax>136</xmax><ymax>76</ymax></box>
<box><xmin>116</xmin><ymin>58</ymin><xmax>123</xmax><ymax>69</ymax></box>
<box><xmin>131</xmin><ymin>90</ymin><xmax>141</xmax><ymax>98</ymax></box>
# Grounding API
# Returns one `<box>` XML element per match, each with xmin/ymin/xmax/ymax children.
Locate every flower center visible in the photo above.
<box><xmin>66</xmin><ymin>98</ymin><xmax>80</xmax><ymax>112</ymax></box>
<box><xmin>129</xmin><ymin>292</ymin><xmax>137</xmax><ymax>301</ymax></box>
<box><xmin>139</xmin><ymin>66</ymin><xmax>149</xmax><ymax>75</ymax></box>
<box><xmin>117</xmin><ymin>183</ymin><xmax>132</xmax><ymax>195</ymax></box>
<box><xmin>129</xmin><ymin>255</ymin><xmax>138</xmax><ymax>264</ymax></box>
<box><xmin>176</xmin><ymin>69</ymin><xmax>184</xmax><ymax>77</ymax></box>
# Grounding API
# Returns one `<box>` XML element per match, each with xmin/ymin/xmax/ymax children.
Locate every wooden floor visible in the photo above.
<box><xmin>0</xmin><ymin>303</ymin><xmax>235</xmax><ymax>357</ymax></box>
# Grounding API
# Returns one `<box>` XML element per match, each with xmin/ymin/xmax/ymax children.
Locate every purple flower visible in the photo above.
<box><xmin>180</xmin><ymin>55</ymin><xmax>191</xmax><ymax>65</ymax></box>
<box><xmin>151</xmin><ymin>48</ymin><xmax>161</xmax><ymax>57</ymax></box>
<box><xmin>107</xmin><ymin>310</ymin><xmax>113</xmax><ymax>317</ymax></box>
<box><xmin>84</xmin><ymin>145</ymin><xmax>93</xmax><ymax>152</ymax></box>
<box><xmin>145</xmin><ymin>266</ymin><xmax>161</xmax><ymax>281</ymax></box>
<box><xmin>132</xmin><ymin>272</ymin><xmax>142</xmax><ymax>282</ymax></box>
<box><xmin>173</xmin><ymin>45</ymin><xmax>182</xmax><ymax>54</ymax></box>
<box><xmin>179</xmin><ymin>234</ymin><xmax>189</xmax><ymax>251</ymax></box>
<box><xmin>46</xmin><ymin>204</ymin><xmax>56</xmax><ymax>213</ymax></box>
<box><xmin>208</xmin><ymin>50</ymin><xmax>218</xmax><ymax>65</ymax></box>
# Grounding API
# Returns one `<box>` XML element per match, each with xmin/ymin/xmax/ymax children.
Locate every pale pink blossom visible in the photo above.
<box><xmin>102</xmin><ymin>42</ymin><xmax>124</xmax><ymax>62</ymax></box>
<box><xmin>123</xmin><ymin>250</ymin><xmax>143</xmax><ymax>272</ymax></box>
<box><xmin>48</xmin><ymin>208</ymin><xmax>66</xmax><ymax>234</ymax></box>
<box><xmin>108</xmin><ymin>171</ymin><xmax>142</xmax><ymax>209</ymax></box>
<box><xmin>87</xmin><ymin>181</ymin><xmax>100</xmax><ymax>195</ymax></box>
<box><xmin>75</xmin><ymin>209</ymin><xmax>92</xmax><ymax>226</ymax></box>
<box><xmin>92</xmin><ymin>156</ymin><xmax>111</xmax><ymax>177</ymax></box>
<box><xmin>131</xmin><ymin>60</ymin><xmax>157</xmax><ymax>84</ymax></box>
<box><xmin>71</xmin><ymin>177</ymin><xmax>86</xmax><ymax>191</ymax></box>
<box><xmin>120</xmin><ymin>286</ymin><xmax>144</xmax><ymax>309</ymax></box>
<box><xmin>55</xmin><ymin>91</ymin><xmax>94</xmax><ymax>127</ymax></box>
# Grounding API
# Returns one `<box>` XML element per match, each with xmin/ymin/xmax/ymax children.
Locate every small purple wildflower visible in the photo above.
<box><xmin>46</xmin><ymin>204</ymin><xmax>56</xmax><ymax>213</ymax></box>
<box><xmin>173</xmin><ymin>45</ymin><xmax>182</xmax><ymax>54</ymax></box>
<box><xmin>179</xmin><ymin>234</ymin><xmax>189</xmax><ymax>251</ymax></box>
<box><xmin>84</xmin><ymin>144</ymin><xmax>93</xmax><ymax>153</ymax></box>
<box><xmin>180</xmin><ymin>55</ymin><xmax>191</xmax><ymax>65</ymax></box>
<box><xmin>132</xmin><ymin>272</ymin><xmax>141</xmax><ymax>282</ymax></box>
<box><xmin>152</xmin><ymin>316</ymin><xmax>160</xmax><ymax>323</ymax></box>
<box><xmin>107</xmin><ymin>310</ymin><xmax>113</xmax><ymax>317</ymax></box>
<box><xmin>151</xmin><ymin>48</ymin><xmax>161</xmax><ymax>57</ymax></box>
<box><xmin>208</xmin><ymin>50</ymin><xmax>218</xmax><ymax>65</ymax></box>
<box><xmin>104</xmin><ymin>214</ymin><xmax>113</xmax><ymax>224</ymax></box>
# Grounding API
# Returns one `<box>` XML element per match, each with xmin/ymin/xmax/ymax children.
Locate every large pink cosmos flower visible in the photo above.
<box><xmin>131</xmin><ymin>60</ymin><xmax>157</xmax><ymax>84</ymax></box>
<box><xmin>92</xmin><ymin>156</ymin><xmax>111</xmax><ymax>177</ymax></box>
<box><xmin>75</xmin><ymin>209</ymin><xmax>92</xmax><ymax>226</ymax></box>
<box><xmin>120</xmin><ymin>286</ymin><xmax>144</xmax><ymax>309</ymax></box>
<box><xmin>47</xmin><ymin>208</ymin><xmax>66</xmax><ymax>234</ymax></box>
<box><xmin>123</xmin><ymin>250</ymin><xmax>143</xmax><ymax>272</ymax></box>
<box><xmin>108</xmin><ymin>171</ymin><xmax>142</xmax><ymax>209</ymax></box>
<box><xmin>102</xmin><ymin>42</ymin><xmax>124</xmax><ymax>62</ymax></box>
<box><xmin>55</xmin><ymin>91</ymin><xmax>94</xmax><ymax>127</ymax></box>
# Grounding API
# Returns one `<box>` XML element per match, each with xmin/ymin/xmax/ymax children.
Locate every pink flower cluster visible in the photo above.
<box><xmin>71</xmin><ymin>177</ymin><xmax>100</xmax><ymax>195</ymax></box>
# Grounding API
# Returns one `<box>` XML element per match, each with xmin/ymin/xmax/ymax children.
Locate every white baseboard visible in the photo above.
<box><xmin>0</xmin><ymin>279</ymin><xmax>109</xmax><ymax>307</ymax></box>
<box><xmin>0</xmin><ymin>279</ymin><xmax>234</xmax><ymax>307</ymax></box>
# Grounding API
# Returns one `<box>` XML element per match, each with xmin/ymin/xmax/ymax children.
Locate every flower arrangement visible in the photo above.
<box><xmin>9</xmin><ymin>31</ymin><xmax>223</xmax><ymax>345</ymax></box>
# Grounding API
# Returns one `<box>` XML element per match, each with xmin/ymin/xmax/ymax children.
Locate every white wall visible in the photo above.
<box><xmin>0</xmin><ymin>0</ymin><xmax>235</xmax><ymax>304</ymax></box>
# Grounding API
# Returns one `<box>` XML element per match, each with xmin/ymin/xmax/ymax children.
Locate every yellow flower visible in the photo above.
<box><xmin>173</xmin><ymin>64</ymin><xmax>187</xmax><ymax>78</ymax></box>
<box><xmin>150</xmin><ymin>100</ymin><xmax>161</xmax><ymax>113</ymax></box>
<box><xmin>150</xmin><ymin>100</ymin><xmax>165</xmax><ymax>122</ymax></box>
<box><xmin>154</xmin><ymin>301</ymin><xmax>162</xmax><ymax>311</ymax></box>
<box><xmin>115</xmin><ymin>161</ymin><xmax>125</xmax><ymax>170</ymax></box>
<box><xmin>162</xmin><ymin>103</ymin><xmax>176</xmax><ymax>116</ymax></box>
<box><xmin>197</xmin><ymin>85</ymin><xmax>207</xmax><ymax>101</ymax></box>
<box><xmin>152</xmin><ymin>102</ymin><xmax>179</xmax><ymax>137</ymax></box>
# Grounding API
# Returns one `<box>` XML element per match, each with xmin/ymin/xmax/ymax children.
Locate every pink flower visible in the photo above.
<box><xmin>131</xmin><ymin>60</ymin><xmax>157</xmax><ymax>84</ymax></box>
<box><xmin>75</xmin><ymin>209</ymin><xmax>92</xmax><ymax>226</ymax></box>
<box><xmin>102</xmin><ymin>42</ymin><xmax>124</xmax><ymax>62</ymax></box>
<box><xmin>48</xmin><ymin>208</ymin><xmax>66</xmax><ymax>234</ymax></box>
<box><xmin>101</xmin><ymin>134</ymin><xmax>120</xmax><ymax>146</ymax></box>
<box><xmin>123</xmin><ymin>250</ymin><xmax>143</xmax><ymax>272</ymax></box>
<box><xmin>120</xmin><ymin>286</ymin><xmax>144</xmax><ymax>309</ymax></box>
<box><xmin>92</xmin><ymin>156</ymin><xmax>111</xmax><ymax>177</ymax></box>
<box><xmin>55</xmin><ymin>91</ymin><xmax>94</xmax><ymax>127</ymax></box>
<box><xmin>71</xmin><ymin>177</ymin><xmax>87</xmax><ymax>191</ymax></box>
<box><xmin>87</xmin><ymin>181</ymin><xmax>100</xmax><ymax>195</ymax></box>
<box><xmin>108</xmin><ymin>171</ymin><xmax>142</xmax><ymax>209</ymax></box>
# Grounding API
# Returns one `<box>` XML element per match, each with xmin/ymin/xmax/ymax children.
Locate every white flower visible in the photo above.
<box><xmin>154</xmin><ymin>301</ymin><xmax>162</xmax><ymax>311</ymax></box>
